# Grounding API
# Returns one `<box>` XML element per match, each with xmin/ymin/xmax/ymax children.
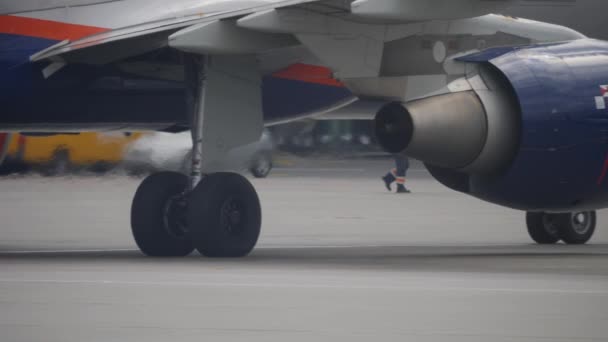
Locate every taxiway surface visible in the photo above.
<box><xmin>0</xmin><ymin>159</ymin><xmax>607</xmax><ymax>341</ymax></box>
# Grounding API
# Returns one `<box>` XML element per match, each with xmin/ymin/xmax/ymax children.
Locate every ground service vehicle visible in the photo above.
<box><xmin>3</xmin><ymin>132</ymin><xmax>141</xmax><ymax>174</ymax></box>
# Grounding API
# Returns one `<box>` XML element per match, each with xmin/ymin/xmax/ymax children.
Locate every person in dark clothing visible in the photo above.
<box><xmin>382</xmin><ymin>154</ymin><xmax>411</xmax><ymax>193</ymax></box>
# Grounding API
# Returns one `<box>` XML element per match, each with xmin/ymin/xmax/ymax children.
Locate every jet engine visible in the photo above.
<box><xmin>375</xmin><ymin>39</ymin><xmax>608</xmax><ymax>211</ymax></box>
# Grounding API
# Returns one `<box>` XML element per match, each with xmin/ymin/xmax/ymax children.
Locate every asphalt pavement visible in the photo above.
<box><xmin>0</xmin><ymin>158</ymin><xmax>607</xmax><ymax>342</ymax></box>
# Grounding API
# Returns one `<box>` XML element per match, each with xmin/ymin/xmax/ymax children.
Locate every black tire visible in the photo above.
<box><xmin>249</xmin><ymin>153</ymin><xmax>272</xmax><ymax>178</ymax></box>
<box><xmin>188</xmin><ymin>172</ymin><xmax>261</xmax><ymax>257</ymax></box>
<box><xmin>131</xmin><ymin>172</ymin><xmax>194</xmax><ymax>256</ymax></box>
<box><xmin>526</xmin><ymin>212</ymin><xmax>561</xmax><ymax>244</ymax></box>
<box><xmin>556</xmin><ymin>211</ymin><xmax>596</xmax><ymax>245</ymax></box>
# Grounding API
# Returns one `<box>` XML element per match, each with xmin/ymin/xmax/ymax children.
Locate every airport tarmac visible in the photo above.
<box><xmin>0</xmin><ymin>159</ymin><xmax>607</xmax><ymax>342</ymax></box>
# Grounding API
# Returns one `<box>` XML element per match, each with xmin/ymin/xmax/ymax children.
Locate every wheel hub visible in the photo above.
<box><xmin>220</xmin><ymin>198</ymin><xmax>245</xmax><ymax>235</ymax></box>
<box><xmin>541</xmin><ymin>214</ymin><xmax>559</xmax><ymax>237</ymax></box>
<box><xmin>571</xmin><ymin>212</ymin><xmax>591</xmax><ymax>235</ymax></box>
<box><xmin>162</xmin><ymin>194</ymin><xmax>188</xmax><ymax>238</ymax></box>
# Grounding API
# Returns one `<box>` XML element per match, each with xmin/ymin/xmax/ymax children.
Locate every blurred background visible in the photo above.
<box><xmin>0</xmin><ymin>119</ymin><xmax>385</xmax><ymax>178</ymax></box>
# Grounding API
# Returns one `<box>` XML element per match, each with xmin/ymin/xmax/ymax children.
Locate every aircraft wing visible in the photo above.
<box><xmin>31</xmin><ymin>0</ymin><xmax>326</xmax><ymax>64</ymax></box>
<box><xmin>31</xmin><ymin>0</ymin><xmax>518</xmax><ymax>65</ymax></box>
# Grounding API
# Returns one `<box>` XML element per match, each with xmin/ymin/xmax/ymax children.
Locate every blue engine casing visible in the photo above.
<box><xmin>441</xmin><ymin>39</ymin><xmax>608</xmax><ymax>211</ymax></box>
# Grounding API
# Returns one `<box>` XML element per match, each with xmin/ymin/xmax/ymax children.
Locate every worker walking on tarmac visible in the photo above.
<box><xmin>382</xmin><ymin>154</ymin><xmax>411</xmax><ymax>193</ymax></box>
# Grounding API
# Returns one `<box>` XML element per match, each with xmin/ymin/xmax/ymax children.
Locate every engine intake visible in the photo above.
<box><xmin>376</xmin><ymin>92</ymin><xmax>488</xmax><ymax>170</ymax></box>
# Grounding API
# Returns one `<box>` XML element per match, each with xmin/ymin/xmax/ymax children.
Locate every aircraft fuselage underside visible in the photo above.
<box><xmin>0</xmin><ymin>36</ymin><xmax>353</xmax><ymax>132</ymax></box>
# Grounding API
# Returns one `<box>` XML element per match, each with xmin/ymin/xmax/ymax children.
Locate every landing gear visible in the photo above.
<box><xmin>558</xmin><ymin>211</ymin><xmax>596</xmax><ymax>244</ymax></box>
<box><xmin>131</xmin><ymin>172</ymin><xmax>194</xmax><ymax>256</ymax></box>
<box><xmin>526</xmin><ymin>211</ymin><xmax>596</xmax><ymax>245</ymax></box>
<box><xmin>131</xmin><ymin>171</ymin><xmax>261</xmax><ymax>257</ymax></box>
<box><xmin>130</xmin><ymin>54</ymin><xmax>264</xmax><ymax>258</ymax></box>
<box><xmin>188</xmin><ymin>172</ymin><xmax>261</xmax><ymax>257</ymax></box>
<box><xmin>526</xmin><ymin>212</ymin><xmax>561</xmax><ymax>244</ymax></box>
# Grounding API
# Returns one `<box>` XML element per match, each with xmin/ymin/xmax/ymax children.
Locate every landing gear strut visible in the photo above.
<box><xmin>526</xmin><ymin>211</ymin><xmax>596</xmax><ymax>245</ymax></box>
<box><xmin>130</xmin><ymin>55</ymin><xmax>263</xmax><ymax>257</ymax></box>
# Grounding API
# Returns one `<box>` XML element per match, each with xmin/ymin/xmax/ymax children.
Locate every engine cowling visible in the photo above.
<box><xmin>375</xmin><ymin>39</ymin><xmax>608</xmax><ymax>211</ymax></box>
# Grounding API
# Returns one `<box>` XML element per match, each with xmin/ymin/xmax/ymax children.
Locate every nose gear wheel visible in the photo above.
<box><xmin>526</xmin><ymin>211</ymin><xmax>596</xmax><ymax>245</ymax></box>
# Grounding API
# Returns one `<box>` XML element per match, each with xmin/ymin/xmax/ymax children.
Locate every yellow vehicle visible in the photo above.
<box><xmin>5</xmin><ymin>132</ymin><xmax>143</xmax><ymax>173</ymax></box>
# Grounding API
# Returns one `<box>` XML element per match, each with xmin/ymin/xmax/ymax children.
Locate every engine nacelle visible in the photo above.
<box><xmin>375</xmin><ymin>39</ymin><xmax>608</xmax><ymax>211</ymax></box>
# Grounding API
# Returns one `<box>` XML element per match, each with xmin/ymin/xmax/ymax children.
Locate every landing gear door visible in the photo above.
<box><xmin>201</xmin><ymin>55</ymin><xmax>263</xmax><ymax>169</ymax></box>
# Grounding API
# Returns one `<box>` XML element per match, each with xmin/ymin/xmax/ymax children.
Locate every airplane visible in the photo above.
<box><xmin>1</xmin><ymin>0</ymin><xmax>608</xmax><ymax>257</ymax></box>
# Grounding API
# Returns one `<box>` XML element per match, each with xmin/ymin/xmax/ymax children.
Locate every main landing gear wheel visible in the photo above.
<box><xmin>526</xmin><ymin>211</ymin><xmax>596</xmax><ymax>245</ymax></box>
<box><xmin>131</xmin><ymin>54</ymin><xmax>264</xmax><ymax>258</ymax></box>
<box><xmin>188</xmin><ymin>172</ymin><xmax>261</xmax><ymax>257</ymax></box>
<box><xmin>131</xmin><ymin>172</ymin><xmax>194</xmax><ymax>256</ymax></box>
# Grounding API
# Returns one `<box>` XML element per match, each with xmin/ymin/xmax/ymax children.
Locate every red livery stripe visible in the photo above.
<box><xmin>597</xmin><ymin>152</ymin><xmax>608</xmax><ymax>185</ymax></box>
<box><xmin>272</xmin><ymin>63</ymin><xmax>344</xmax><ymax>87</ymax></box>
<box><xmin>0</xmin><ymin>15</ymin><xmax>108</xmax><ymax>41</ymax></box>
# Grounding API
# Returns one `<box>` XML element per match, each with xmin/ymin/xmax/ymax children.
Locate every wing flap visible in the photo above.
<box><xmin>168</xmin><ymin>20</ymin><xmax>298</xmax><ymax>55</ymax></box>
